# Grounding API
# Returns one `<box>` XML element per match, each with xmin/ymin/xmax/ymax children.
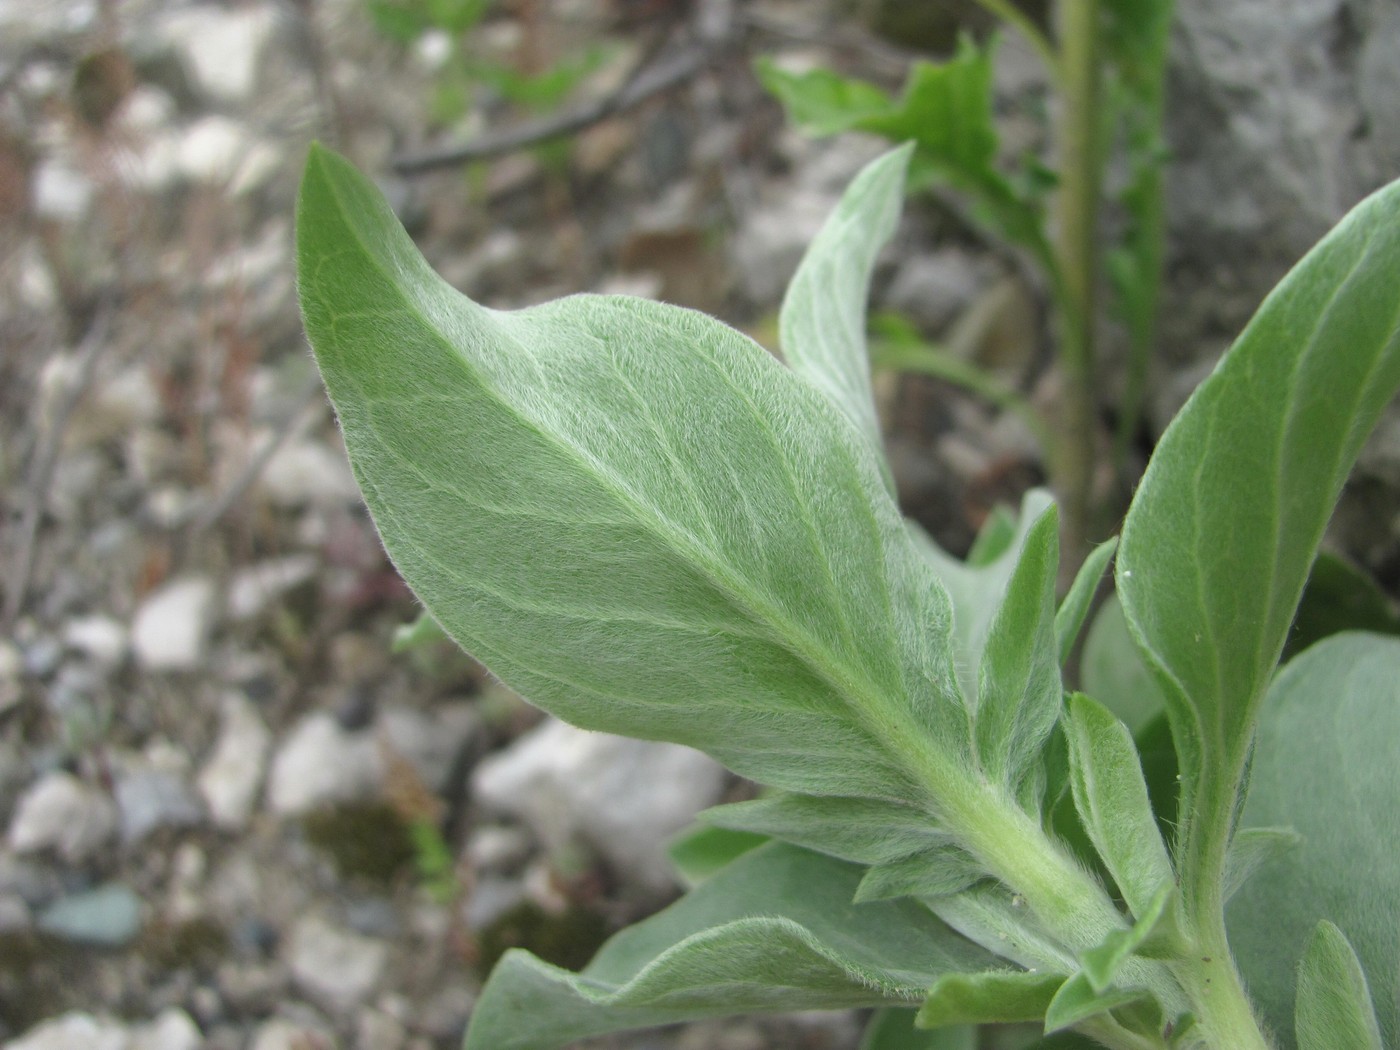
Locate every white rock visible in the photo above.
<box><xmin>63</xmin><ymin>615</ymin><xmax>129</xmax><ymax>667</ymax></box>
<box><xmin>7</xmin><ymin>771</ymin><xmax>116</xmax><ymax>862</ymax></box>
<box><xmin>227</xmin><ymin>555</ymin><xmax>319</xmax><ymax>621</ymax></box>
<box><xmin>472</xmin><ymin>719</ymin><xmax>727</xmax><ymax>893</ymax></box>
<box><xmin>31</xmin><ymin>161</ymin><xmax>93</xmax><ymax>222</ymax></box>
<box><xmin>258</xmin><ymin>438</ymin><xmax>359</xmax><ymax>508</ymax></box>
<box><xmin>113</xmin><ymin>85</ymin><xmax>175</xmax><ymax>133</ymax></box>
<box><xmin>158</xmin><ymin>4</ymin><xmax>278</xmax><ymax>104</ymax></box>
<box><xmin>114</xmin><ymin>769</ymin><xmax>204</xmax><ymax>843</ymax></box>
<box><xmin>287</xmin><ymin>915</ymin><xmax>388</xmax><ymax>1009</ymax></box>
<box><xmin>248</xmin><ymin>1019</ymin><xmax>332</xmax><ymax>1050</ymax></box>
<box><xmin>356</xmin><ymin>1007</ymin><xmax>407</xmax><ymax>1050</ymax></box>
<box><xmin>198</xmin><ymin>693</ymin><xmax>272</xmax><ymax>828</ymax></box>
<box><xmin>267</xmin><ymin>712</ymin><xmax>380</xmax><ymax>816</ymax></box>
<box><xmin>131</xmin><ymin>577</ymin><xmax>216</xmax><ymax>671</ymax></box>
<box><xmin>3</xmin><ymin>1012</ymin><xmax>128</xmax><ymax>1050</ymax></box>
<box><xmin>173</xmin><ymin>115</ymin><xmax>279</xmax><ymax>192</ymax></box>
<box><xmin>378</xmin><ymin>704</ymin><xmax>479</xmax><ymax>793</ymax></box>
<box><xmin>126</xmin><ymin>1009</ymin><xmax>200</xmax><ymax>1050</ymax></box>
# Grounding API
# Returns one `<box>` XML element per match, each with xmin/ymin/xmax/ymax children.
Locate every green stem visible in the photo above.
<box><xmin>1050</xmin><ymin>0</ymin><xmax>1104</xmax><ymax>561</ymax></box>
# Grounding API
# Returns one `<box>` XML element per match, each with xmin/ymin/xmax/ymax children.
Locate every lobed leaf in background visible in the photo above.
<box><xmin>756</xmin><ymin>38</ymin><xmax>1055</xmax><ymax>269</ymax></box>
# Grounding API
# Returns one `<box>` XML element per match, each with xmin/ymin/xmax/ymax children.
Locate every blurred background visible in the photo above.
<box><xmin>1</xmin><ymin>0</ymin><xmax>1398</xmax><ymax>1047</ymax></box>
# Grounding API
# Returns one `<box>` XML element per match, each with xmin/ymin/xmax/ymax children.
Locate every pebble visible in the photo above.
<box><xmin>157</xmin><ymin>4</ymin><xmax>278</xmax><ymax>105</ymax></box>
<box><xmin>131</xmin><ymin>577</ymin><xmax>217</xmax><ymax>672</ymax></box>
<box><xmin>7</xmin><ymin>771</ymin><xmax>117</xmax><ymax>863</ymax></box>
<box><xmin>266</xmin><ymin>712</ymin><xmax>380</xmax><ymax>816</ymax></box>
<box><xmin>197</xmin><ymin>693</ymin><xmax>272</xmax><ymax>829</ymax></box>
<box><xmin>115</xmin><ymin>769</ymin><xmax>204</xmax><ymax>844</ymax></box>
<box><xmin>128</xmin><ymin>1009</ymin><xmax>202</xmax><ymax>1050</ymax></box>
<box><xmin>62</xmin><ymin>616</ymin><xmax>129</xmax><ymax>667</ymax></box>
<box><xmin>355</xmin><ymin>1007</ymin><xmax>407</xmax><ymax>1050</ymax></box>
<box><xmin>36</xmin><ymin>882</ymin><xmax>143</xmax><ymax>947</ymax></box>
<box><xmin>258</xmin><ymin>439</ymin><xmax>360</xmax><ymax>509</ymax></box>
<box><xmin>471</xmin><ymin>718</ymin><xmax>727</xmax><ymax>893</ymax></box>
<box><xmin>287</xmin><ymin>915</ymin><xmax>389</xmax><ymax>1010</ymax></box>
<box><xmin>884</xmin><ymin>250</ymin><xmax>986</xmax><ymax>333</ymax></box>
<box><xmin>378</xmin><ymin>703</ymin><xmax>480</xmax><ymax>794</ymax></box>
<box><xmin>2</xmin><ymin>1013</ymin><xmax>128</xmax><ymax>1050</ymax></box>
<box><xmin>247</xmin><ymin>1019</ymin><xmax>334</xmax><ymax>1050</ymax></box>
<box><xmin>226</xmin><ymin>555</ymin><xmax>319</xmax><ymax>621</ymax></box>
<box><xmin>30</xmin><ymin>160</ymin><xmax>93</xmax><ymax>222</ymax></box>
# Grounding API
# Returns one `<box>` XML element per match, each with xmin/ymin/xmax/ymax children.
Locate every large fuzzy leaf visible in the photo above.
<box><xmin>462</xmin><ymin>843</ymin><xmax>1002</xmax><ymax>1050</ymax></box>
<box><xmin>781</xmin><ymin>144</ymin><xmax>911</xmax><ymax>481</ymax></box>
<box><xmin>1228</xmin><ymin>633</ymin><xmax>1400</xmax><ymax>1048</ymax></box>
<box><xmin>297</xmin><ymin>144</ymin><xmax>974</xmax><ymax>807</ymax></box>
<box><xmin>1116</xmin><ymin>178</ymin><xmax>1400</xmax><ymax>895</ymax></box>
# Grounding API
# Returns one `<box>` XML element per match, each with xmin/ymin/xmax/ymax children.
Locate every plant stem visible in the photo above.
<box><xmin>1050</xmin><ymin>0</ymin><xmax>1104</xmax><ymax>561</ymax></box>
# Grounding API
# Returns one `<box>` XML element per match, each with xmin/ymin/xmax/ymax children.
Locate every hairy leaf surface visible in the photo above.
<box><xmin>1117</xmin><ymin>178</ymin><xmax>1400</xmax><ymax>882</ymax></box>
<box><xmin>1228</xmin><ymin>633</ymin><xmax>1400</xmax><ymax>1048</ymax></box>
<box><xmin>461</xmin><ymin>843</ymin><xmax>1000</xmax><ymax>1050</ymax></box>
<box><xmin>1295</xmin><ymin>921</ymin><xmax>1383</xmax><ymax>1050</ymax></box>
<box><xmin>298</xmin><ymin>144</ymin><xmax>972</xmax><ymax>806</ymax></box>
<box><xmin>781</xmin><ymin>145</ymin><xmax>911</xmax><ymax>478</ymax></box>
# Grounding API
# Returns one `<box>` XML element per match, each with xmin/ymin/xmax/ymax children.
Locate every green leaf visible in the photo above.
<box><xmin>1285</xmin><ymin>550</ymin><xmax>1400</xmax><ymax>661</ymax></box>
<box><xmin>297</xmin><ymin>143</ymin><xmax>974</xmax><ymax>807</ymax></box>
<box><xmin>1078</xmin><ymin>884</ymin><xmax>1175</xmax><ymax>992</ymax></box>
<box><xmin>1116</xmin><ymin>177</ymin><xmax>1400</xmax><ymax>895</ymax></box>
<box><xmin>1063</xmin><ymin>693</ymin><xmax>1173</xmax><ymax>921</ymax></box>
<box><xmin>1043</xmin><ymin>972</ymin><xmax>1148</xmax><ymax>1034</ymax></box>
<box><xmin>912</xmin><ymin>490</ymin><xmax>1056</xmax><ymax>712</ymax></box>
<box><xmin>975</xmin><ymin>506</ymin><xmax>1062</xmax><ymax>797</ymax></box>
<box><xmin>854</xmin><ymin>845</ymin><xmax>982</xmax><ymax>903</ymax></box>
<box><xmin>932</xmin><ymin>884</ymin><xmax>1077</xmax><ymax>975</ymax></box>
<box><xmin>462</xmin><ymin>843</ymin><xmax>1002</xmax><ymax>1050</ymax></box>
<box><xmin>701</xmin><ymin>794</ymin><xmax>953</xmax><ymax>867</ymax></box>
<box><xmin>780</xmin><ymin>144</ymin><xmax>912</xmax><ymax>483</ymax></box>
<box><xmin>390</xmin><ymin>610</ymin><xmax>448</xmax><ymax>653</ymax></box>
<box><xmin>862</xmin><ymin>1009</ymin><xmax>974</xmax><ymax>1050</ymax></box>
<box><xmin>1295</xmin><ymin>921</ymin><xmax>1383</xmax><ymax>1050</ymax></box>
<box><xmin>917</xmin><ymin>969</ymin><xmax>1061</xmax><ymax>1027</ymax></box>
<box><xmin>754</xmin><ymin>58</ymin><xmax>893</xmax><ymax>135</ymax></box>
<box><xmin>1056</xmin><ymin>537</ymin><xmax>1117</xmax><ymax>666</ymax></box>
<box><xmin>1220</xmin><ymin>826</ymin><xmax>1299</xmax><ymax>904</ymax></box>
<box><xmin>1079</xmin><ymin>594</ymin><xmax>1167</xmax><ymax>735</ymax></box>
<box><xmin>666</xmin><ymin>824</ymin><xmax>767</xmax><ymax>888</ymax></box>
<box><xmin>1228</xmin><ymin>633</ymin><xmax>1400</xmax><ymax>1048</ymax></box>
<box><xmin>758</xmin><ymin>40</ymin><xmax>1052</xmax><ymax>262</ymax></box>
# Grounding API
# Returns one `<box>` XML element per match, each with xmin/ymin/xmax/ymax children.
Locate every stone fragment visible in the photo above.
<box><xmin>128</xmin><ymin>1009</ymin><xmax>202</xmax><ymax>1050</ymax></box>
<box><xmin>472</xmin><ymin>718</ymin><xmax>727</xmax><ymax>893</ymax></box>
<box><xmin>158</xmin><ymin>4</ymin><xmax>278</xmax><ymax>104</ymax></box>
<box><xmin>36</xmin><ymin>883</ymin><xmax>143</xmax><ymax>947</ymax></box>
<box><xmin>62</xmin><ymin>615</ymin><xmax>128</xmax><ymax>667</ymax></box>
<box><xmin>287</xmin><ymin>915</ymin><xmax>389</xmax><ymax>1010</ymax></box>
<box><xmin>226</xmin><ymin>555</ymin><xmax>318</xmax><ymax>621</ymax></box>
<box><xmin>267</xmin><ymin>712</ymin><xmax>380</xmax><ymax>816</ymax></box>
<box><xmin>258</xmin><ymin>438</ymin><xmax>360</xmax><ymax>508</ymax></box>
<box><xmin>3</xmin><ymin>1013</ymin><xmax>129</xmax><ymax>1050</ymax></box>
<box><xmin>378</xmin><ymin>703</ymin><xmax>479</xmax><ymax>794</ymax></box>
<box><xmin>114</xmin><ymin>769</ymin><xmax>204</xmax><ymax>843</ymax></box>
<box><xmin>197</xmin><ymin>693</ymin><xmax>272</xmax><ymax>829</ymax></box>
<box><xmin>131</xmin><ymin>577</ymin><xmax>217</xmax><ymax>671</ymax></box>
<box><xmin>7</xmin><ymin>771</ymin><xmax>116</xmax><ymax>862</ymax></box>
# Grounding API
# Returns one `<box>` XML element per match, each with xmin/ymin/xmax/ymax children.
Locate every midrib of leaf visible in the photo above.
<box><xmin>313</xmin><ymin>161</ymin><xmax>966</xmax><ymax>809</ymax></box>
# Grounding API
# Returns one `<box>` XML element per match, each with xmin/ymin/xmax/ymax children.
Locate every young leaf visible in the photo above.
<box><xmin>390</xmin><ymin>609</ymin><xmax>448</xmax><ymax>653</ymax></box>
<box><xmin>1055</xmin><ymin>536</ymin><xmax>1117</xmax><ymax>666</ymax></box>
<box><xmin>701</xmin><ymin>793</ymin><xmax>952</xmax><ymax>867</ymax></box>
<box><xmin>462</xmin><ymin>843</ymin><xmax>1002</xmax><ymax>1050</ymax></box>
<box><xmin>781</xmin><ymin>144</ymin><xmax>912</xmax><ymax>482</ymax></box>
<box><xmin>1043</xmin><ymin>972</ymin><xmax>1149</xmax><ymax>1034</ymax></box>
<box><xmin>932</xmin><ymin>884</ymin><xmax>1078</xmax><ymax>975</ymax></box>
<box><xmin>1295</xmin><ymin>921</ymin><xmax>1383</xmax><ymax>1050</ymax></box>
<box><xmin>297</xmin><ymin>144</ymin><xmax>973</xmax><ymax>808</ymax></box>
<box><xmin>1063</xmin><ymin>693</ymin><xmax>1174</xmax><ymax>921</ymax></box>
<box><xmin>862</xmin><ymin>1009</ymin><xmax>974</xmax><ymax>1050</ymax></box>
<box><xmin>1227</xmin><ymin>633</ymin><xmax>1400</xmax><ymax>1048</ymax></box>
<box><xmin>1116</xmin><ymin>177</ymin><xmax>1400</xmax><ymax>899</ymax></box>
<box><xmin>666</xmin><ymin>824</ymin><xmax>767</xmax><ymax>888</ymax></box>
<box><xmin>974</xmin><ymin>506</ymin><xmax>1063</xmax><ymax>797</ymax></box>
<box><xmin>1078</xmin><ymin>884</ymin><xmax>1175</xmax><ymax>992</ymax></box>
<box><xmin>911</xmin><ymin>490</ymin><xmax>1055</xmax><ymax>713</ymax></box>
<box><xmin>854</xmin><ymin>845</ymin><xmax>982</xmax><ymax>903</ymax></box>
<box><xmin>917</xmin><ymin>969</ymin><xmax>1062</xmax><ymax>1027</ymax></box>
